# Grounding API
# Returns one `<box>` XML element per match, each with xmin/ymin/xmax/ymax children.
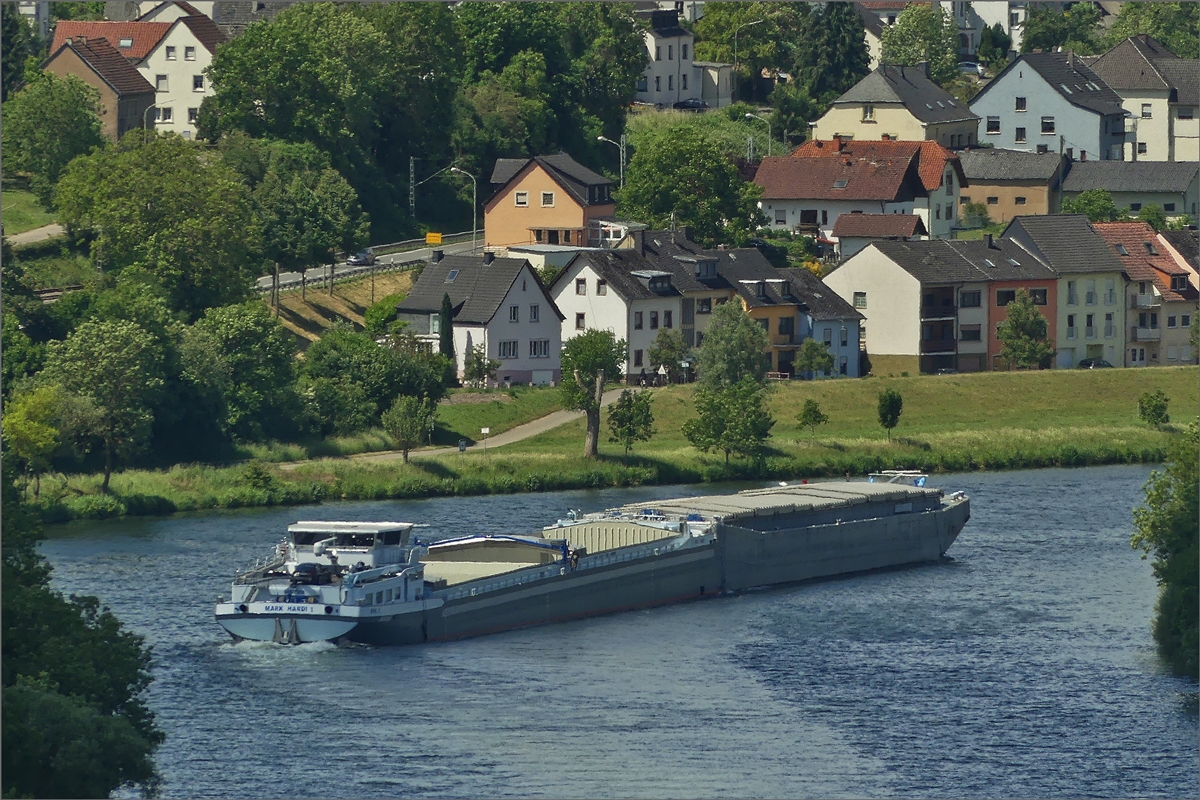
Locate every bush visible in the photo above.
<box><xmin>1138</xmin><ymin>389</ymin><xmax>1169</xmax><ymax>427</ymax></box>
<box><xmin>363</xmin><ymin>293</ymin><xmax>404</xmax><ymax>336</ymax></box>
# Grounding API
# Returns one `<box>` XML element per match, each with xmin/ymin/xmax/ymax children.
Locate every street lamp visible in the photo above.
<box><xmin>745</xmin><ymin>113</ymin><xmax>772</xmax><ymax>157</ymax></box>
<box><xmin>733</xmin><ymin>19</ymin><xmax>766</xmax><ymax>103</ymax></box>
<box><xmin>142</xmin><ymin>98</ymin><xmax>177</xmax><ymax>144</ymax></box>
<box><xmin>597</xmin><ymin>134</ymin><xmax>626</xmax><ymax>189</ymax></box>
<box><xmin>449</xmin><ymin>167</ymin><xmax>478</xmax><ymax>254</ymax></box>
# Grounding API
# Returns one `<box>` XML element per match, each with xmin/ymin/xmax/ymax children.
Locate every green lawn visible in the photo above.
<box><xmin>1</xmin><ymin>190</ymin><xmax>56</xmax><ymax>235</ymax></box>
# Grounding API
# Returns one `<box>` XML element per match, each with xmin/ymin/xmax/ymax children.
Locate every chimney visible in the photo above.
<box><xmin>632</xmin><ymin>228</ymin><xmax>645</xmax><ymax>254</ymax></box>
<box><xmin>483</xmin><ymin>251</ymin><xmax>495</xmax><ymax>265</ymax></box>
<box><xmin>917</xmin><ymin>60</ymin><xmax>930</xmax><ymax>78</ymax></box>
<box><xmin>432</xmin><ymin>249</ymin><xmax>443</xmax><ymax>263</ymax></box>
<box><xmin>678</xmin><ymin>225</ymin><xmax>692</xmax><ymax>243</ymax></box>
<box><xmin>1067</xmin><ymin>50</ymin><xmax>1075</xmax><ymax>69</ymax></box>
<box><xmin>985</xmin><ymin>233</ymin><xmax>997</xmax><ymax>249</ymax></box>
<box><xmin>835</xmin><ymin>135</ymin><xmax>848</xmax><ymax>152</ymax></box>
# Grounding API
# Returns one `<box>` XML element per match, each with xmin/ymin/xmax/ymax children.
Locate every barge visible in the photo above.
<box><xmin>215</xmin><ymin>476</ymin><xmax>970</xmax><ymax>645</ymax></box>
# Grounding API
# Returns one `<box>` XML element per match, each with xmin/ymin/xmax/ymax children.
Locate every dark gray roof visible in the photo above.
<box><xmin>859</xmin><ymin>238</ymin><xmax>1057</xmax><ymax>284</ymax></box>
<box><xmin>624</xmin><ymin>230</ymin><xmax>734</xmax><ymax>293</ymax></box>
<box><xmin>832</xmin><ymin>64</ymin><xmax>979</xmax><ymax>124</ymax></box>
<box><xmin>781</xmin><ymin>267</ymin><xmax>864</xmax><ymax>321</ymax></box>
<box><xmin>959</xmin><ymin>148</ymin><xmax>1064</xmax><ymax>182</ymax></box>
<box><xmin>717</xmin><ymin>248</ymin><xmax>803</xmax><ymax>309</ymax></box>
<box><xmin>488</xmin><ymin>153</ymin><xmax>613</xmax><ymax>207</ymax></box>
<box><xmin>1088</xmin><ymin>36</ymin><xmax>1200</xmax><ymax>106</ymax></box>
<box><xmin>854</xmin><ymin>3</ymin><xmax>885</xmax><ymax>38</ymax></box>
<box><xmin>1000</xmin><ymin>214</ymin><xmax>1128</xmax><ymax>275</ymax></box>
<box><xmin>1061</xmin><ymin>160</ymin><xmax>1199</xmax><ymax>194</ymax></box>
<box><xmin>986</xmin><ymin>52</ymin><xmax>1126</xmax><ymax>116</ymax></box>
<box><xmin>396</xmin><ymin>255</ymin><xmax>563</xmax><ymax>325</ymax></box>
<box><xmin>1160</xmin><ymin>229</ymin><xmax>1199</xmax><ymax>268</ymax></box>
<box><xmin>554</xmin><ymin>250</ymin><xmax>682</xmax><ymax>302</ymax></box>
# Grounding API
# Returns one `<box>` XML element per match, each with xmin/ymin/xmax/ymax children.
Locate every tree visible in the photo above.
<box><xmin>789</xmin><ymin>2</ymin><xmax>870</xmax><ymax>105</ymax></box>
<box><xmin>796</xmin><ymin>398</ymin><xmax>829</xmax><ymax>441</ymax></box>
<box><xmin>1061</xmin><ymin>189</ymin><xmax>1124</xmax><ymax>223</ymax></box>
<box><xmin>769</xmin><ymin>83</ymin><xmax>819</xmax><ymax>148</ymax></box>
<box><xmin>877</xmin><ymin>388</ymin><xmax>903</xmax><ymax>440</ymax></box>
<box><xmin>560</xmin><ymin>329</ymin><xmax>626</xmax><ymax>458</ymax></box>
<box><xmin>1</xmin><ymin>72</ymin><xmax>104</xmax><ymax>206</ymax></box>
<box><xmin>463</xmin><ymin>343</ymin><xmax>500</xmax><ymax>388</ymax></box>
<box><xmin>996</xmin><ymin>289</ymin><xmax>1054</xmax><ymax>369</ymax></box>
<box><xmin>619</xmin><ymin>124</ymin><xmax>764</xmax><ymax>247</ymax></box>
<box><xmin>1</xmin><ymin>4</ymin><xmax>32</xmax><ymax>102</ymax></box>
<box><xmin>683</xmin><ymin>377</ymin><xmax>775</xmax><ymax>463</ymax></box>
<box><xmin>697</xmin><ymin>300</ymin><xmax>769</xmax><ymax>387</ymax></box>
<box><xmin>1138</xmin><ymin>389</ymin><xmax>1170</xmax><ymax>427</ymax></box>
<box><xmin>2</xmin><ymin>312</ymin><xmax>44</xmax><ymax>399</ymax></box>
<box><xmin>794</xmin><ymin>337</ymin><xmax>834</xmax><ymax>378</ymax></box>
<box><xmin>606</xmin><ymin>389</ymin><xmax>655</xmax><ymax>455</ymax></box>
<box><xmin>53</xmin><ymin>135</ymin><xmax>260</xmax><ymax>319</ymax></box>
<box><xmin>880</xmin><ymin>3</ymin><xmax>958</xmax><ymax>85</ymax></box>
<box><xmin>647</xmin><ymin>328</ymin><xmax>690</xmax><ymax>384</ymax></box>
<box><xmin>2</xmin><ymin>386</ymin><xmax>63</xmax><ymax>498</ymax></box>
<box><xmin>381</xmin><ymin>395</ymin><xmax>437</xmax><ymax>464</ymax></box>
<box><xmin>1022</xmin><ymin>3</ymin><xmax>1102</xmax><ymax>54</ymax></box>
<box><xmin>40</xmin><ymin>320</ymin><xmax>164</xmax><ymax>493</ymax></box>
<box><xmin>1105</xmin><ymin>2</ymin><xmax>1199</xmax><ymax>60</ymax></box>
<box><xmin>1131</xmin><ymin>421</ymin><xmax>1198</xmax><ymax>679</ymax></box>
<box><xmin>1137</xmin><ymin>204</ymin><xmax>1168</xmax><ymax>232</ymax></box>
<box><xmin>693</xmin><ymin>3</ymin><xmax>805</xmax><ymax>102</ymax></box>
<box><xmin>977</xmin><ymin>22</ymin><xmax>1013</xmax><ymax>71</ymax></box>
<box><xmin>439</xmin><ymin>293</ymin><xmax>455</xmax><ymax>361</ymax></box>
<box><xmin>364</xmin><ymin>293</ymin><xmax>405</xmax><ymax>336</ymax></box>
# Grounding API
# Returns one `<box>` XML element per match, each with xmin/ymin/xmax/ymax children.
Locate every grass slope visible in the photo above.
<box><xmin>1</xmin><ymin>190</ymin><xmax>56</xmax><ymax>235</ymax></box>
<box><xmin>28</xmin><ymin>367</ymin><xmax>1197</xmax><ymax>521</ymax></box>
<box><xmin>268</xmin><ymin>270</ymin><xmax>416</xmax><ymax>344</ymax></box>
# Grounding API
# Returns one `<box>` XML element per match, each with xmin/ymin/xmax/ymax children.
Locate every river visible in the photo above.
<box><xmin>40</xmin><ymin>464</ymin><xmax>1197</xmax><ymax>798</ymax></box>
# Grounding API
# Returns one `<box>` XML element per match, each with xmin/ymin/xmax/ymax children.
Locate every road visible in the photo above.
<box><xmin>7</xmin><ymin>223</ymin><xmax>64</xmax><ymax>245</ymax></box>
<box><xmin>255</xmin><ymin>238</ymin><xmax>480</xmax><ymax>293</ymax></box>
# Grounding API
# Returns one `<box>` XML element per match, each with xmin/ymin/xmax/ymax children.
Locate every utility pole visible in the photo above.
<box><xmin>409</xmin><ymin>156</ymin><xmax>416</xmax><ymax>219</ymax></box>
<box><xmin>273</xmin><ymin>263</ymin><xmax>280</xmax><ymax>317</ymax></box>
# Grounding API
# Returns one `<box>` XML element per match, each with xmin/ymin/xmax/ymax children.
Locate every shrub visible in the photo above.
<box><xmin>1138</xmin><ymin>389</ymin><xmax>1170</xmax><ymax>427</ymax></box>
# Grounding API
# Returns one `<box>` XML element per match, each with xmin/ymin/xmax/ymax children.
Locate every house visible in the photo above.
<box><xmin>969</xmin><ymin>1</ymin><xmax>1028</xmax><ymax>55</ymax></box>
<box><xmin>970</xmin><ymin>52</ymin><xmax>1127</xmax><ymax>161</ymax></box>
<box><xmin>634</xmin><ymin>9</ymin><xmax>701</xmax><ymax>108</ymax></box>
<box><xmin>484</xmin><ymin>154</ymin><xmax>616</xmax><ymax>249</ymax></box>
<box><xmin>958</xmin><ymin>147</ymin><xmax>1065</xmax><ymax>223</ymax></box>
<box><xmin>831</xmin><ymin>213</ymin><xmax>927</xmax><ymax>259</ymax></box>
<box><xmin>692</xmin><ymin>61</ymin><xmax>734</xmax><ymax>109</ymax></box>
<box><xmin>853</xmin><ymin>4</ymin><xmax>886</xmax><ymax>71</ymax></box>
<box><xmin>780</xmin><ymin>266</ymin><xmax>865</xmax><ymax>377</ymax></box>
<box><xmin>824</xmin><ymin>236</ymin><xmax>1058</xmax><ymax>374</ymax></box>
<box><xmin>1085</xmin><ymin>35</ymin><xmax>1199</xmax><ymax>163</ymax></box>
<box><xmin>104</xmin><ymin>1</ymin><xmax>296</xmax><ymax>38</ymax></box>
<box><xmin>1002</xmin><ymin>214</ymin><xmax>1129</xmax><ymax>369</ymax></box>
<box><xmin>756</xmin><ymin>138</ymin><xmax>966</xmax><ymax>241</ymax></box>
<box><xmin>50</xmin><ymin>14</ymin><xmax>225</xmax><ymax>139</ymax></box>
<box><xmin>393</xmin><ymin>252</ymin><xmax>564</xmax><ymax>387</ymax></box>
<box><xmin>549</xmin><ymin>249</ymin><xmax>683</xmax><ymax>380</ymax></box>
<box><xmin>1094</xmin><ymin>221</ymin><xmax>1198</xmax><ymax>366</ymax></box>
<box><xmin>17</xmin><ymin>1</ymin><xmax>50</xmax><ymax>40</ymax></box>
<box><xmin>1060</xmin><ymin>161</ymin><xmax>1199</xmax><ymax>220</ymax></box>
<box><xmin>1158</xmin><ymin>229</ymin><xmax>1200</xmax><ymax>290</ymax></box>
<box><xmin>42</xmin><ymin>37</ymin><xmax>156</xmax><ymax>141</ymax></box>
<box><xmin>811</xmin><ymin>63</ymin><xmax>981</xmax><ymax>148</ymax></box>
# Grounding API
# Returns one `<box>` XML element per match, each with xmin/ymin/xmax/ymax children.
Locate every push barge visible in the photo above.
<box><xmin>215</xmin><ymin>475</ymin><xmax>970</xmax><ymax>645</ymax></box>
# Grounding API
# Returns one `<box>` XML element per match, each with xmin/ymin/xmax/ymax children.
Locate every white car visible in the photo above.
<box><xmin>958</xmin><ymin>61</ymin><xmax>985</xmax><ymax>77</ymax></box>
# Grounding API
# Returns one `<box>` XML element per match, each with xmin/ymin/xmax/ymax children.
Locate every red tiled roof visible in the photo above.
<box><xmin>1093</xmin><ymin>221</ymin><xmax>1192</xmax><ymax>303</ymax></box>
<box><xmin>51</xmin><ymin>21</ymin><xmax>172</xmax><ymax>63</ymax></box>
<box><xmin>858</xmin><ymin>1</ymin><xmax>929</xmax><ymax>8</ymax></box>
<box><xmin>47</xmin><ymin>36</ymin><xmax>156</xmax><ymax>96</ymax></box>
<box><xmin>790</xmin><ymin>138</ymin><xmax>966</xmax><ymax>193</ymax></box>
<box><xmin>832</xmin><ymin>213</ymin><xmax>927</xmax><ymax>239</ymax></box>
<box><xmin>754</xmin><ymin>155</ymin><xmax>918</xmax><ymax>202</ymax></box>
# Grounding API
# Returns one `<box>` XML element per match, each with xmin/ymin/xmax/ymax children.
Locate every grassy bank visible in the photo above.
<box><xmin>269</xmin><ymin>270</ymin><xmax>415</xmax><ymax>344</ymax></box>
<box><xmin>1</xmin><ymin>189</ymin><xmax>56</xmax><ymax>235</ymax></box>
<box><xmin>28</xmin><ymin>366</ymin><xmax>1196</xmax><ymax>521</ymax></box>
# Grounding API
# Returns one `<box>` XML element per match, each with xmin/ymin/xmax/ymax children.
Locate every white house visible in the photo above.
<box><xmin>635</xmin><ymin>8</ymin><xmax>701</xmax><ymax>108</ymax></box>
<box><xmin>550</xmin><ymin>249</ymin><xmax>683</xmax><ymax>380</ymax></box>
<box><xmin>394</xmin><ymin>253</ymin><xmax>564</xmax><ymax>387</ymax></box>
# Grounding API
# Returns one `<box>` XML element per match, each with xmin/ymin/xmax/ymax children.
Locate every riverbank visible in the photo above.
<box><xmin>29</xmin><ymin>366</ymin><xmax>1197</xmax><ymax>521</ymax></box>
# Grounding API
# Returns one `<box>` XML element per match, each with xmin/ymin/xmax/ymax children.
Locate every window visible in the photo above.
<box><xmin>959</xmin><ymin>290</ymin><xmax>981</xmax><ymax>308</ymax></box>
<box><xmin>575</xmin><ymin>278</ymin><xmax>586</xmax><ymax>295</ymax></box>
<box><xmin>697</xmin><ymin>298</ymin><xmax>712</xmax><ymax>314</ymax></box>
<box><xmin>575</xmin><ymin>313</ymin><xmax>586</xmax><ymax>330</ymax></box>
<box><xmin>779</xmin><ymin>316</ymin><xmax>794</xmax><ymax>335</ymax></box>
<box><xmin>960</xmin><ymin>324</ymin><xmax>981</xmax><ymax>341</ymax></box>
<box><xmin>634</xmin><ymin>349</ymin><xmax>644</xmax><ymax>367</ymax></box>
<box><xmin>664</xmin><ymin>310</ymin><xmax>673</xmax><ymax>328</ymax></box>
<box><xmin>1172</xmin><ymin>275</ymin><xmax>1189</xmax><ymax>291</ymax></box>
<box><xmin>863</xmin><ymin>104</ymin><xmax>875</xmax><ymax>121</ymax></box>
<box><xmin>986</xmin><ymin>116</ymin><xmax>1000</xmax><ymax>134</ymax></box>
<box><xmin>650</xmin><ymin>311</ymin><xmax>659</xmax><ymax>330</ymax></box>
<box><xmin>1137</xmin><ymin>142</ymin><xmax>1147</xmax><ymax>155</ymax></box>
<box><xmin>840</xmin><ymin>327</ymin><xmax>848</xmax><ymax>347</ymax></box>
<box><xmin>681</xmin><ymin>73</ymin><xmax>688</xmax><ymax>91</ymax></box>
<box><xmin>946</xmin><ymin>171</ymin><xmax>954</xmax><ymax>193</ymax></box>
<box><xmin>1015</xmin><ymin>127</ymin><xmax>1026</xmax><ymax>143</ymax></box>
<box><xmin>430</xmin><ymin>314</ymin><xmax>440</xmax><ymax>334</ymax></box>
<box><xmin>1164</xmin><ymin>203</ymin><xmax>1176</xmax><ymax>212</ymax></box>
<box><xmin>530</xmin><ymin>339</ymin><xmax>550</xmax><ymax>358</ymax></box>
<box><xmin>853</xmin><ymin>292</ymin><xmax>867</xmax><ymax>309</ymax></box>
<box><xmin>668</xmin><ymin>45</ymin><xmax>673</xmax><ymax>60</ymax></box>
<box><xmin>596</xmin><ymin>279</ymin><xmax>607</xmax><ymax>295</ymax></box>
<box><xmin>156</xmin><ymin>106</ymin><xmax>173</xmax><ymax>123</ymax></box>
<box><xmin>637</xmin><ymin>75</ymin><xmax>648</xmax><ymax>92</ymax></box>
<box><xmin>509</xmin><ymin>305</ymin><xmax>519</xmax><ymax>322</ymax></box>
<box><xmin>1041</xmin><ymin>116</ymin><xmax>1055</xmax><ymax>134</ymax></box>
<box><xmin>1080</xmin><ymin>150</ymin><xmax>1087</xmax><ymax>161</ymax></box>
<box><xmin>775</xmin><ymin>208</ymin><xmax>787</xmax><ymax>225</ymax></box>
<box><xmin>1105</xmin><ymin>279</ymin><xmax>1115</xmax><ymax>304</ymax></box>
<box><xmin>156</xmin><ymin>74</ymin><xmax>169</xmax><ymax>91</ymax></box>
<box><xmin>634</xmin><ymin>311</ymin><xmax>643</xmax><ymax>330</ymax></box>
<box><xmin>1182</xmin><ymin>314</ymin><xmax>1192</xmax><ymax>328</ymax></box>
<box><xmin>185</xmin><ymin>46</ymin><xmax>196</xmax><ymax>60</ymax></box>
<box><xmin>1015</xmin><ymin>97</ymin><xmax>1027</xmax><ymax>112</ymax></box>
<box><xmin>529</xmin><ymin>304</ymin><xmax>540</xmax><ymax>323</ymax></box>
<box><xmin>668</xmin><ymin>75</ymin><xmax>673</xmax><ymax>91</ymax></box>
<box><xmin>823</xmin><ymin>328</ymin><xmax>832</xmax><ymax>345</ymax></box>
<box><xmin>1066</xmin><ymin>147</ymin><xmax>1073</xmax><ymax>160</ymax></box>
<box><xmin>821</xmin><ymin>210</ymin><xmax>828</xmax><ymax>225</ymax></box>
<box><xmin>986</xmin><ymin>197</ymin><xmax>999</xmax><ymax>205</ymax></box>
<box><xmin>498</xmin><ymin>340</ymin><xmax>519</xmax><ymax>359</ymax></box>
<box><xmin>1179</xmin><ymin>107</ymin><xmax>1195</xmax><ymax>120</ymax></box>
<box><xmin>682</xmin><ymin>43</ymin><xmax>689</xmax><ymax>59</ymax></box>
<box><xmin>655</xmin><ymin>46</ymin><xmax>661</xmax><ymax>61</ymax></box>
<box><xmin>1168</xmin><ymin>315</ymin><xmax>1178</xmax><ymax>328</ymax></box>
<box><xmin>1141</xmin><ymin>103</ymin><xmax>1152</xmax><ymax>119</ymax></box>
<box><xmin>166</xmin><ymin>46</ymin><xmax>177</xmax><ymax>60</ymax></box>
<box><xmin>193</xmin><ymin>75</ymin><xmax>204</xmax><ymax>91</ymax></box>
<box><xmin>996</xmin><ymin>290</ymin><xmax>1016</xmax><ymax>306</ymax></box>
<box><xmin>541</xmin><ymin>192</ymin><xmax>555</xmax><ymax>207</ymax></box>
<box><xmin>1067</xmin><ymin>280</ymin><xmax>1077</xmax><ymax>305</ymax></box>
<box><xmin>1130</xmin><ymin>203</ymin><xmax>1142</xmax><ymax>212</ymax></box>
<box><xmin>1085</xmin><ymin>313</ymin><xmax>1095</xmax><ymax>338</ymax></box>
<box><xmin>184</xmin><ymin>107</ymin><xmax>197</xmax><ymax>125</ymax></box>
<box><xmin>655</xmin><ymin>76</ymin><xmax>661</xmax><ymax>92</ymax></box>
<box><xmin>119</xmin><ymin>37</ymin><xmax>133</xmax><ymax>48</ymax></box>
<box><xmin>515</xmin><ymin>191</ymin><xmax>529</xmax><ymax>207</ymax></box>
<box><xmin>1028</xmin><ymin>288</ymin><xmax>1048</xmax><ymax>305</ymax></box>
<box><xmin>1105</xmin><ymin>312</ymin><xmax>1114</xmax><ymax>338</ymax></box>
<box><xmin>1036</xmin><ymin>144</ymin><xmax>1049</xmax><ymax>154</ymax></box>
<box><xmin>758</xmin><ymin>319</ymin><xmax>769</xmax><ymax>331</ymax></box>
<box><xmin>534</xmin><ymin>229</ymin><xmax>544</xmax><ymax>243</ymax></box>
<box><xmin>1015</xmin><ymin>196</ymin><xmax>1027</xmax><ymax>205</ymax></box>
<box><xmin>1085</xmin><ymin>280</ymin><xmax>1096</xmax><ymax>305</ymax></box>
<box><xmin>936</xmin><ymin>204</ymin><xmax>942</xmax><ymax>220</ymax></box>
<box><xmin>840</xmin><ymin>357</ymin><xmax>848</xmax><ymax>376</ymax></box>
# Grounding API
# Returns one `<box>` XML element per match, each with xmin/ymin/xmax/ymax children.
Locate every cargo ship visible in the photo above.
<box><xmin>215</xmin><ymin>474</ymin><xmax>970</xmax><ymax>645</ymax></box>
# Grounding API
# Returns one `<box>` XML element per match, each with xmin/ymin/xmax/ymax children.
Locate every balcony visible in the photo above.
<box><xmin>1085</xmin><ymin>326</ymin><xmax>1096</xmax><ymax>339</ymax></box>
<box><xmin>1133</xmin><ymin>327</ymin><xmax>1161</xmax><ymax>342</ymax></box>
<box><xmin>1066</xmin><ymin>326</ymin><xmax>1076</xmax><ymax>340</ymax></box>
<box><xmin>920</xmin><ymin>339</ymin><xmax>956</xmax><ymax>354</ymax></box>
<box><xmin>920</xmin><ymin>305</ymin><xmax>958</xmax><ymax>321</ymax></box>
<box><xmin>1132</xmin><ymin>294</ymin><xmax>1160</xmax><ymax>309</ymax></box>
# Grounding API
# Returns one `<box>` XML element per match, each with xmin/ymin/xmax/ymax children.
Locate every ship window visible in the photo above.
<box><xmin>380</xmin><ymin>530</ymin><xmax>403</xmax><ymax>546</ymax></box>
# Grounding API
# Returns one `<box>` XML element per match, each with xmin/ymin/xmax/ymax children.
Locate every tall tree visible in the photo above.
<box><xmin>439</xmin><ymin>293</ymin><xmax>455</xmax><ymax>360</ymax></box>
<box><xmin>606</xmin><ymin>389</ymin><xmax>655</xmax><ymax>455</ymax></box>
<box><xmin>2</xmin><ymin>386</ymin><xmax>62</xmax><ymax>497</ymax></box>
<box><xmin>796</xmin><ymin>398</ymin><xmax>829</xmax><ymax>441</ymax></box>
<box><xmin>790</xmin><ymin>2</ymin><xmax>870</xmax><ymax>105</ymax></box>
<box><xmin>693</xmin><ymin>3</ymin><xmax>804</xmax><ymax>102</ymax></box>
<box><xmin>996</xmin><ymin>289</ymin><xmax>1054</xmax><ymax>369</ymax></box>
<box><xmin>697</xmin><ymin>301</ymin><xmax>770</xmax><ymax>387</ymax></box>
<box><xmin>1105</xmin><ymin>2</ymin><xmax>1199</xmax><ymax>59</ymax></box>
<box><xmin>1021</xmin><ymin>3</ymin><xmax>1102</xmax><ymax>54</ymax></box>
<box><xmin>40</xmin><ymin>320</ymin><xmax>165</xmax><ymax>493</ymax></box>
<box><xmin>683</xmin><ymin>377</ymin><xmax>775</xmax><ymax>463</ymax></box>
<box><xmin>560</xmin><ymin>329</ymin><xmax>626</xmax><ymax>458</ymax></box>
<box><xmin>977</xmin><ymin>22</ymin><xmax>1013</xmax><ymax>71</ymax></box>
<box><xmin>647</xmin><ymin>328</ymin><xmax>690</xmax><ymax>384</ymax></box>
<box><xmin>877</xmin><ymin>388</ymin><xmax>903</xmax><ymax>440</ymax></box>
<box><xmin>1</xmin><ymin>71</ymin><xmax>104</xmax><ymax>206</ymax></box>
<box><xmin>381</xmin><ymin>395</ymin><xmax>437</xmax><ymax>464</ymax></box>
<box><xmin>881</xmin><ymin>3</ymin><xmax>959</xmax><ymax>85</ymax></box>
<box><xmin>1</xmin><ymin>3</ymin><xmax>31</xmax><ymax>102</ymax></box>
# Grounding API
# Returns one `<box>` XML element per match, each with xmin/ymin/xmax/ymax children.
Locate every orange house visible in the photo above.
<box><xmin>484</xmin><ymin>154</ymin><xmax>616</xmax><ymax>249</ymax></box>
<box><xmin>987</xmin><ymin>276</ymin><xmax>1058</xmax><ymax>370</ymax></box>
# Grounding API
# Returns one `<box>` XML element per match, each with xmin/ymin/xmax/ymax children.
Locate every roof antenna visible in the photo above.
<box><xmin>670</xmin><ymin>211</ymin><xmax>676</xmax><ymax>232</ymax></box>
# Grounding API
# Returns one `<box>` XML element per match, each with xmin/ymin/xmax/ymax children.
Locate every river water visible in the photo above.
<box><xmin>41</xmin><ymin>464</ymin><xmax>1197</xmax><ymax>798</ymax></box>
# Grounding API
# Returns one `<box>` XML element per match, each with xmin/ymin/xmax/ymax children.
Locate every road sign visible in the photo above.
<box><xmin>480</xmin><ymin>427</ymin><xmax>490</xmax><ymax>435</ymax></box>
<box><xmin>459</xmin><ymin>439</ymin><xmax>467</xmax><ymax>453</ymax></box>
<box><xmin>425</xmin><ymin>232</ymin><xmax>443</xmax><ymax>244</ymax></box>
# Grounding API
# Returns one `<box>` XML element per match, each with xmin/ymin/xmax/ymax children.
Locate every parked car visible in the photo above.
<box><xmin>958</xmin><ymin>61</ymin><xmax>985</xmax><ymax>77</ymax></box>
<box><xmin>1077</xmin><ymin>358</ymin><xmax>1114</xmax><ymax>369</ymax></box>
<box><xmin>347</xmin><ymin>248</ymin><xmax>376</xmax><ymax>266</ymax></box>
<box><xmin>673</xmin><ymin>97</ymin><xmax>709</xmax><ymax>111</ymax></box>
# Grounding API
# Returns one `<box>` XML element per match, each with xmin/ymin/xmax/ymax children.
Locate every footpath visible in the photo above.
<box><xmin>8</xmin><ymin>223</ymin><xmax>64</xmax><ymax>245</ymax></box>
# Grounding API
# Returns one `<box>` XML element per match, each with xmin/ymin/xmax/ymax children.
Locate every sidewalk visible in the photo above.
<box><xmin>7</xmin><ymin>223</ymin><xmax>64</xmax><ymax>246</ymax></box>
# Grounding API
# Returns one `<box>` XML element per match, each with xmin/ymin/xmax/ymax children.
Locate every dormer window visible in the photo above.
<box><xmin>756</xmin><ymin>282</ymin><xmax>767</xmax><ymax>297</ymax></box>
<box><xmin>119</xmin><ymin>37</ymin><xmax>133</xmax><ymax>48</ymax></box>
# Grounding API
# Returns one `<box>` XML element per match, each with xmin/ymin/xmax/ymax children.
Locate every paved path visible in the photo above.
<box><xmin>280</xmin><ymin>387</ymin><xmax>633</xmax><ymax>470</ymax></box>
<box><xmin>7</xmin><ymin>223</ymin><xmax>64</xmax><ymax>245</ymax></box>
<box><xmin>255</xmin><ymin>238</ymin><xmax>479</xmax><ymax>293</ymax></box>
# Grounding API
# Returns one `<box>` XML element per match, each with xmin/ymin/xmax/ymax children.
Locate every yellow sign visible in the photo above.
<box><xmin>425</xmin><ymin>232</ymin><xmax>443</xmax><ymax>245</ymax></box>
